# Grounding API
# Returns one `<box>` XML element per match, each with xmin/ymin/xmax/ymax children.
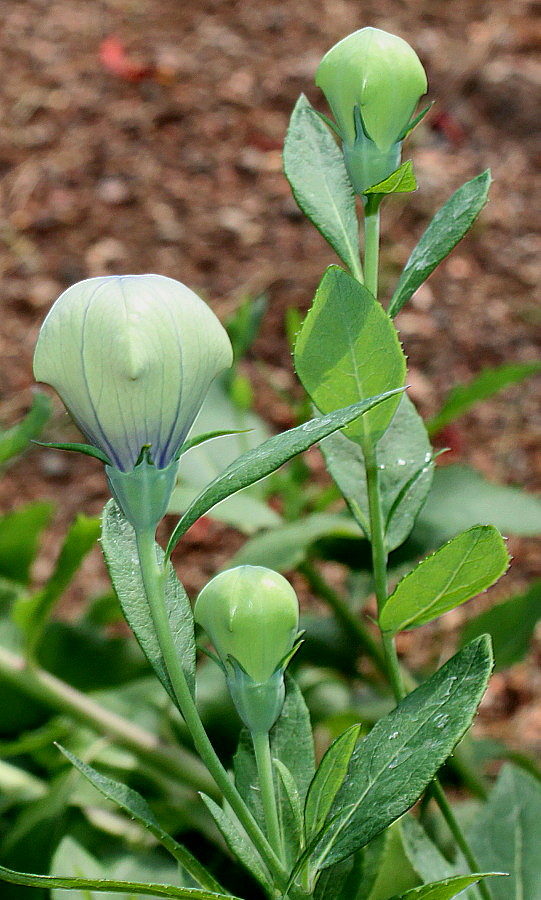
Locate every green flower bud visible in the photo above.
<box><xmin>316</xmin><ymin>27</ymin><xmax>427</xmax><ymax>193</ymax></box>
<box><xmin>195</xmin><ymin>566</ymin><xmax>300</xmax><ymax>732</ymax></box>
<box><xmin>33</xmin><ymin>275</ymin><xmax>233</xmax><ymax>530</ymax></box>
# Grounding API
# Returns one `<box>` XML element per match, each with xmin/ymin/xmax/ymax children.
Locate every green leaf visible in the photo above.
<box><xmin>166</xmin><ymin>387</ymin><xmax>403</xmax><ymax>558</ymax></box>
<box><xmin>468</xmin><ymin>764</ymin><xmax>541</xmax><ymax>899</ymax></box>
<box><xmin>33</xmin><ymin>440</ymin><xmax>111</xmax><ymax>464</ymax></box>
<box><xmin>389</xmin><ymin>874</ymin><xmax>501</xmax><ymax>900</ymax></box>
<box><xmin>0</xmin><ymin>392</ymin><xmax>52</xmax><ymax>465</ymax></box>
<box><xmin>460</xmin><ymin>579</ymin><xmax>541</xmax><ymax>670</ymax></box>
<box><xmin>179</xmin><ymin>429</ymin><xmax>251</xmax><ymax>456</ymax></box>
<box><xmin>414</xmin><ymin>465</ymin><xmax>541</xmax><ymax>545</ymax></box>
<box><xmin>0</xmin><ymin>501</ymin><xmax>53</xmax><ymax>584</ymax></box>
<box><xmin>388</xmin><ymin>171</ymin><xmax>491</xmax><ymax>318</ymax></box>
<box><xmin>294</xmin><ymin>266</ymin><xmax>406</xmax><ymax>444</ymax></box>
<box><xmin>0</xmin><ymin>860</ymin><xmax>240</xmax><ymax>899</ymax></box>
<box><xmin>321</xmin><ymin>395</ymin><xmax>434</xmax><ymax>551</ymax></box>
<box><xmin>228</xmin><ymin>513</ymin><xmax>363</xmax><ymax>571</ymax></box>
<box><xmin>304</xmin><ymin>724</ymin><xmax>361</xmax><ymax>843</ymax></box>
<box><xmin>379</xmin><ymin>525</ymin><xmax>509</xmax><ymax>634</ymax></box>
<box><xmin>306</xmin><ymin>636</ymin><xmax>493</xmax><ymax>872</ymax></box>
<box><xmin>14</xmin><ymin>514</ymin><xmax>100</xmax><ymax>652</ymax></box>
<box><xmin>199</xmin><ymin>794</ymin><xmax>272</xmax><ymax>892</ymax></box>
<box><xmin>364</xmin><ymin>160</ymin><xmax>417</xmax><ymax>195</ymax></box>
<box><xmin>283</xmin><ymin>94</ymin><xmax>363</xmax><ymax>281</ymax></box>
<box><xmin>101</xmin><ymin>501</ymin><xmax>196</xmax><ymax>702</ymax></box>
<box><xmin>57</xmin><ymin>745</ymin><xmax>224</xmax><ymax>894</ymax></box>
<box><xmin>234</xmin><ymin>676</ymin><xmax>314</xmax><ymax>866</ymax></box>
<box><xmin>273</xmin><ymin>759</ymin><xmax>304</xmax><ymax>855</ymax></box>
<box><xmin>427</xmin><ymin>362</ymin><xmax>541</xmax><ymax>437</ymax></box>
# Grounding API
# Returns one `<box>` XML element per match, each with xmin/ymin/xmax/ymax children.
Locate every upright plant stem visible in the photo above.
<box><xmin>363</xmin><ymin>195</ymin><xmax>381</xmax><ymax>298</ymax></box>
<box><xmin>134</xmin><ymin>528</ymin><xmax>292</xmax><ymax>894</ymax></box>
<box><xmin>252</xmin><ymin>730</ymin><xmax>283</xmax><ymax>859</ymax></box>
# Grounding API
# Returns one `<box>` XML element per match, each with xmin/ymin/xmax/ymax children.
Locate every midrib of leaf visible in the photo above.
<box><xmin>391</xmin><ymin>533</ymin><xmax>482</xmax><ymax>630</ymax></box>
<box><xmin>311</xmin><ymin>133</ymin><xmax>361</xmax><ymax>281</ymax></box>
<box><xmin>311</xmin><ymin>653</ymin><xmax>476</xmax><ymax>869</ymax></box>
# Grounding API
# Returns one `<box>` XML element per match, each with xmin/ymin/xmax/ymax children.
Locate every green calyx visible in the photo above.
<box><xmin>106</xmin><ymin>448</ymin><xmax>179</xmax><ymax>532</ymax></box>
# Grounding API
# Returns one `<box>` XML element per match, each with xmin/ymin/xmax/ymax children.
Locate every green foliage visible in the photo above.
<box><xmin>388</xmin><ymin>171</ymin><xmax>492</xmax><ymax>318</ymax></box>
<box><xmin>294</xmin><ymin>266</ymin><xmax>406</xmax><ymax>443</ymax></box>
<box><xmin>306</xmin><ymin>637</ymin><xmax>492</xmax><ymax>874</ymax></box>
<box><xmin>304</xmin><ymin>724</ymin><xmax>360</xmax><ymax>843</ymax></box>
<box><xmin>414</xmin><ymin>465</ymin><xmax>541</xmax><ymax>545</ymax></box>
<box><xmin>101</xmin><ymin>501</ymin><xmax>196</xmax><ymax>702</ymax></box>
<box><xmin>427</xmin><ymin>362</ymin><xmax>541</xmax><ymax>437</ymax></box>
<box><xmin>379</xmin><ymin>525</ymin><xmax>509</xmax><ymax>634</ymax></box>
<box><xmin>57</xmin><ymin>745</ymin><xmax>223</xmax><ymax>893</ymax></box>
<box><xmin>199</xmin><ymin>794</ymin><xmax>273</xmax><ymax>892</ymax></box>
<box><xmin>166</xmin><ymin>387</ymin><xmax>403</xmax><ymax>557</ymax></box>
<box><xmin>0</xmin><ymin>392</ymin><xmax>52</xmax><ymax>465</ymax></box>
<box><xmin>389</xmin><ymin>874</ymin><xmax>500</xmax><ymax>900</ymax></box>
<box><xmin>283</xmin><ymin>94</ymin><xmax>363</xmax><ymax>281</ymax></box>
<box><xmin>467</xmin><ymin>765</ymin><xmax>541</xmax><ymax>899</ymax></box>
<box><xmin>0</xmin><ymin>502</ymin><xmax>53</xmax><ymax>584</ymax></box>
<box><xmin>364</xmin><ymin>160</ymin><xmax>417</xmax><ymax>195</ymax></box>
<box><xmin>460</xmin><ymin>579</ymin><xmax>541</xmax><ymax>670</ymax></box>
<box><xmin>321</xmin><ymin>395</ymin><xmax>434</xmax><ymax>551</ymax></box>
<box><xmin>14</xmin><ymin>514</ymin><xmax>100</xmax><ymax>654</ymax></box>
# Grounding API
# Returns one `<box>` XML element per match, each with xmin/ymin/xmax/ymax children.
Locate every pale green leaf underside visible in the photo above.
<box><xmin>284</xmin><ymin>94</ymin><xmax>363</xmax><ymax>281</ymax></box>
<box><xmin>390</xmin><ymin>873</ymin><xmax>501</xmax><ymax>899</ymax></box>
<box><xmin>380</xmin><ymin>524</ymin><xmax>509</xmax><ymax>634</ymax></box>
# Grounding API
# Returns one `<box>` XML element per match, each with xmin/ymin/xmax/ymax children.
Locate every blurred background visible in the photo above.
<box><xmin>0</xmin><ymin>0</ymin><xmax>540</xmax><ymax>749</ymax></box>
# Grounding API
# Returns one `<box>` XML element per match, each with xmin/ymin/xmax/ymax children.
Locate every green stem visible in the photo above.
<box><xmin>0</xmin><ymin>645</ymin><xmax>215</xmax><ymax>797</ymax></box>
<box><xmin>431</xmin><ymin>781</ymin><xmax>493</xmax><ymax>900</ymax></box>
<box><xmin>299</xmin><ymin>560</ymin><xmax>387</xmax><ymax>676</ymax></box>
<box><xmin>134</xmin><ymin>528</ymin><xmax>291</xmax><ymax>894</ymax></box>
<box><xmin>252</xmin><ymin>730</ymin><xmax>283</xmax><ymax>859</ymax></box>
<box><xmin>363</xmin><ymin>195</ymin><xmax>381</xmax><ymax>298</ymax></box>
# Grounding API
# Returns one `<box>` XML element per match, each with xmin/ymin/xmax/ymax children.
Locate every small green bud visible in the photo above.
<box><xmin>316</xmin><ymin>27</ymin><xmax>427</xmax><ymax>193</ymax></box>
<box><xmin>195</xmin><ymin>566</ymin><xmax>300</xmax><ymax>732</ymax></box>
<box><xmin>34</xmin><ymin>275</ymin><xmax>233</xmax><ymax>474</ymax></box>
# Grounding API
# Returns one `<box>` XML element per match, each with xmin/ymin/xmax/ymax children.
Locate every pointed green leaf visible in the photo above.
<box><xmin>0</xmin><ymin>392</ymin><xmax>52</xmax><ymax>464</ymax></box>
<box><xmin>284</xmin><ymin>94</ymin><xmax>363</xmax><ymax>281</ymax></box>
<box><xmin>321</xmin><ymin>395</ymin><xmax>434</xmax><ymax>550</ymax></box>
<box><xmin>388</xmin><ymin>171</ymin><xmax>491</xmax><ymax>318</ymax></box>
<box><xmin>390</xmin><ymin>873</ymin><xmax>502</xmax><ymax>899</ymax></box>
<box><xmin>199</xmin><ymin>794</ymin><xmax>272</xmax><ymax>892</ymax></box>
<box><xmin>166</xmin><ymin>388</ymin><xmax>403</xmax><ymax>557</ymax></box>
<box><xmin>102</xmin><ymin>501</ymin><xmax>196</xmax><ymax>702</ymax></box>
<box><xmin>307</xmin><ymin>636</ymin><xmax>493</xmax><ymax>872</ymax></box>
<box><xmin>305</xmin><ymin>724</ymin><xmax>361</xmax><ymax>842</ymax></box>
<box><xmin>401</xmin><ymin>815</ymin><xmax>455</xmax><ymax>884</ymax></box>
<box><xmin>364</xmin><ymin>160</ymin><xmax>417</xmax><ymax>195</ymax></box>
<box><xmin>179</xmin><ymin>429</ymin><xmax>251</xmax><ymax>456</ymax></box>
<box><xmin>274</xmin><ymin>759</ymin><xmax>304</xmax><ymax>855</ymax></box>
<box><xmin>468</xmin><ymin>764</ymin><xmax>541</xmax><ymax>899</ymax></box>
<box><xmin>33</xmin><ymin>440</ymin><xmax>111</xmax><ymax>464</ymax></box>
<box><xmin>294</xmin><ymin>266</ymin><xmax>406</xmax><ymax>444</ymax></box>
<box><xmin>14</xmin><ymin>514</ymin><xmax>100</xmax><ymax>651</ymax></box>
<box><xmin>427</xmin><ymin>362</ymin><xmax>541</xmax><ymax>437</ymax></box>
<box><xmin>0</xmin><ymin>862</ymin><xmax>239</xmax><ymax>898</ymax></box>
<box><xmin>57</xmin><ymin>745</ymin><xmax>223</xmax><ymax>894</ymax></box>
<box><xmin>380</xmin><ymin>525</ymin><xmax>509</xmax><ymax>634</ymax></box>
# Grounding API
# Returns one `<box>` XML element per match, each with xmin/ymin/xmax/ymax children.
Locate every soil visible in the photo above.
<box><xmin>0</xmin><ymin>0</ymin><xmax>540</xmax><ymax>754</ymax></box>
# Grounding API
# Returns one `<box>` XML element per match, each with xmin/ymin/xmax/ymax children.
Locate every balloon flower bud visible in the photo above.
<box><xmin>194</xmin><ymin>566</ymin><xmax>301</xmax><ymax>733</ymax></box>
<box><xmin>316</xmin><ymin>27</ymin><xmax>427</xmax><ymax>194</ymax></box>
<box><xmin>33</xmin><ymin>275</ymin><xmax>233</xmax><ymax>529</ymax></box>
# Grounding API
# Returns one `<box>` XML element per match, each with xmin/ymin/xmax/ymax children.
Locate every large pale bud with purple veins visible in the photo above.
<box><xmin>33</xmin><ymin>274</ymin><xmax>233</xmax><ymax>528</ymax></box>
